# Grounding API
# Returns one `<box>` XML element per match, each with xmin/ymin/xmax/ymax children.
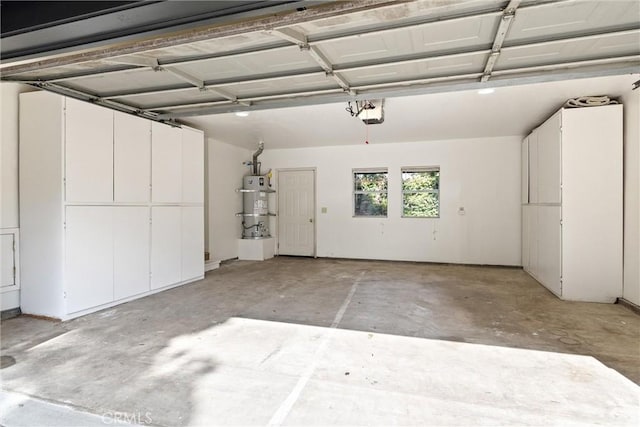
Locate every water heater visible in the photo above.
<box><xmin>238</xmin><ymin>175</ymin><xmax>273</xmax><ymax>239</ymax></box>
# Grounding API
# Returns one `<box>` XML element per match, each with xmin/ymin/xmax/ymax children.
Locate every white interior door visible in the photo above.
<box><xmin>1</xmin><ymin>234</ymin><xmax>15</xmax><ymax>288</ymax></box>
<box><xmin>65</xmin><ymin>98</ymin><xmax>114</xmax><ymax>202</ymax></box>
<box><xmin>114</xmin><ymin>112</ymin><xmax>151</xmax><ymax>203</ymax></box>
<box><xmin>65</xmin><ymin>206</ymin><xmax>114</xmax><ymax>313</ymax></box>
<box><xmin>278</xmin><ymin>170</ymin><xmax>315</xmax><ymax>256</ymax></box>
<box><xmin>151</xmin><ymin>206</ymin><xmax>182</xmax><ymax>289</ymax></box>
<box><xmin>114</xmin><ymin>207</ymin><xmax>150</xmax><ymax>300</ymax></box>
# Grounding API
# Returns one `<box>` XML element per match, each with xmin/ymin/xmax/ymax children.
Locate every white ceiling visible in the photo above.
<box><xmin>183</xmin><ymin>73</ymin><xmax>639</xmax><ymax>149</ymax></box>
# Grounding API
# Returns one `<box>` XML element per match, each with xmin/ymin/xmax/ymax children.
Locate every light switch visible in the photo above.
<box><xmin>321</xmin><ymin>207</ymin><xmax>328</xmax><ymax>214</ymax></box>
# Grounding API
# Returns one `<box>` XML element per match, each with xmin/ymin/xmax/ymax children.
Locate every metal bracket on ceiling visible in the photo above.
<box><xmin>270</xmin><ymin>27</ymin><xmax>353</xmax><ymax>93</ymax></box>
<box><xmin>271</xmin><ymin>28</ymin><xmax>308</xmax><ymax>47</ymax></box>
<box><xmin>161</xmin><ymin>66</ymin><xmax>205</xmax><ymax>89</ymax></box>
<box><xmin>163</xmin><ymin>66</ymin><xmax>239</xmax><ymax>101</ymax></box>
<box><xmin>481</xmin><ymin>0</ymin><xmax>521</xmax><ymax>82</ymax></box>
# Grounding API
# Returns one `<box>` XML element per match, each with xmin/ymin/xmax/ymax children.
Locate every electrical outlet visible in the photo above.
<box><xmin>458</xmin><ymin>207</ymin><xmax>466</xmax><ymax>215</ymax></box>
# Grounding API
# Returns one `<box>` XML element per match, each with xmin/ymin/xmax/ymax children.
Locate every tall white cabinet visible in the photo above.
<box><xmin>522</xmin><ymin>105</ymin><xmax>623</xmax><ymax>302</ymax></box>
<box><xmin>20</xmin><ymin>91</ymin><xmax>205</xmax><ymax>320</ymax></box>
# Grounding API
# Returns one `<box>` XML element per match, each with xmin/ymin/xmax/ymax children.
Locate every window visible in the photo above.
<box><xmin>353</xmin><ymin>169</ymin><xmax>388</xmax><ymax>217</ymax></box>
<box><xmin>402</xmin><ymin>167</ymin><xmax>440</xmax><ymax>218</ymax></box>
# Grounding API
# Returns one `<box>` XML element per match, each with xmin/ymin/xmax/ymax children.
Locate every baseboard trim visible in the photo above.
<box><xmin>20</xmin><ymin>313</ymin><xmax>61</xmax><ymax>322</ymax></box>
<box><xmin>291</xmin><ymin>255</ymin><xmax>522</xmax><ymax>269</ymax></box>
<box><xmin>617</xmin><ymin>298</ymin><xmax>640</xmax><ymax>314</ymax></box>
<box><xmin>1</xmin><ymin>308</ymin><xmax>22</xmax><ymax>321</ymax></box>
<box><xmin>205</xmin><ymin>260</ymin><xmax>221</xmax><ymax>272</ymax></box>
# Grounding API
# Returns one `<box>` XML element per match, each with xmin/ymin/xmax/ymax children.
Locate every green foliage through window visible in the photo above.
<box><xmin>354</xmin><ymin>171</ymin><xmax>388</xmax><ymax>216</ymax></box>
<box><xmin>402</xmin><ymin>168</ymin><xmax>439</xmax><ymax>217</ymax></box>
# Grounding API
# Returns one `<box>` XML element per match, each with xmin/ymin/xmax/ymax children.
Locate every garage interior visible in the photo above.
<box><xmin>1</xmin><ymin>0</ymin><xmax>639</xmax><ymax>425</ymax></box>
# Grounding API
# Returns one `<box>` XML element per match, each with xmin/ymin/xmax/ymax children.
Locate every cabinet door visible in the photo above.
<box><xmin>182</xmin><ymin>128</ymin><xmax>204</xmax><ymax>204</ymax></box>
<box><xmin>182</xmin><ymin>206</ymin><xmax>204</xmax><ymax>281</ymax></box>
<box><xmin>65</xmin><ymin>98</ymin><xmax>114</xmax><ymax>202</ymax></box>
<box><xmin>114</xmin><ymin>112</ymin><xmax>151</xmax><ymax>203</ymax></box>
<box><xmin>521</xmin><ymin>137</ymin><xmax>529</xmax><ymax>204</ymax></box>
<box><xmin>151</xmin><ymin>207</ymin><xmax>181</xmax><ymax>289</ymax></box>
<box><xmin>65</xmin><ymin>207</ymin><xmax>113</xmax><ymax>313</ymax></box>
<box><xmin>521</xmin><ymin>206</ymin><xmax>530</xmax><ymax>271</ymax></box>
<box><xmin>528</xmin><ymin>130</ymin><xmax>539</xmax><ymax>204</ymax></box>
<box><xmin>1</xmin><ymin>234</ymin><xmax>15</xmax><ymax>288</ymax></box>
<box><xmin>152</xmin><ymin>122</ymin><xmax>182</xmax><ymax>203</ymax></box>
<box><xmin>537</xmin><ymin>206</ymin><xmax>562</xmax><ymax>296</ymax></box>
<box><xmin>537</xmin><ymin>112</ymin><xmax>562</xmax><ymax>204</ymax></box>
<box><xmin>114</xmin><ymin>207</ymin><xmax>150</xmax><ymax>300</ymax></box>
<box><xmin>528</xmin><ymin>206</ymin><xmax>539</xmax><ymax>277</ymax></box>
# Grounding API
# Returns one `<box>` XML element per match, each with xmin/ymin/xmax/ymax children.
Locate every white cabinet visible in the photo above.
<box><xmin>19</xmin><ymin>91</ymin><xmax>205</xmax><ymax>320</ymax></box>
<box><xmin>0</xmin><ymin>233</ymin><xmax>16</xmax><ymax>289</ymax></box>
<box><xmin>65</xmin><ymin>207</ymin><xmax>114</xmax><ymax>313</ymax></box>
<box><xmin>152</xmin><ymin>122</ymin><xmax>182</xmax><ymax>203</ymax></box>
<box><xmin>536</xmin><ymin>112</ymin><xmax>562</xmax><ymax>204</ymax></box>
<box><xmin>151</xmin><ymin>207</ymin><xmax>182</xmax><ymax>289</ymax></box>
<box><xmin>182</xmin><ymin>207</ymin><xmax>205</xmax><ymax>281</ymax></box>
<box><xmin>521</xmin><ymin>138</ymin><xmax>529</xmax><ymax>204</ymax></box>
<box><xmin>114</xmin><ymin>207</ymin><xmax>150</xmax><ymax>300</ymax></box>
<box><xmin>65</xmin><ymin>98</ymin><xmax>114</xmax><ymax>203</ymax></box>
<box><xmin>528</xmin><ymin>129</ymin><xmax>539</xmax><ymax>204</ymax></box>
<box><xmin>150</xmin><ymin>206</ymin><xmax>204</xmax><ymax>289</ymax></box>
<box><xmin>182</xmin><ymin>128</ymin><xmax>205</xmax><ymax>204</ymax></box>
<box><xmin>536</xmin><ymin>206</ymin><xmax>561</xmax><ymax>296</ymax></box>
<box><xmin>66</xmin><ymin>206</ymin><xmax>153</xmax><ymax>309</ymax></box>
<box><xmin>521</xmin><ymin>205</ymin><xmax>531</xmax><ymax>271</ymax></box>
<box><xmin>522</xmin><ymin>105</ymin><xmax>622</xmax><ymax>302</ymax></box>
<box><xmin>115</xmin><ymin>112</ymin><xmax>151</xmax><ymax>203</ymax></box>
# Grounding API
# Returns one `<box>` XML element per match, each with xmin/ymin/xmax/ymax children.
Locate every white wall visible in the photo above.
<box><xmin>1</xmin><ymin>83</ymin><xmax>37</xmax><ymax>311</ymax></box>
<box><xmin>261</xmin><ymin>136</ymin><xmax>522</xmax><ymax>266</ymax></box>
<box><xmin>207</xmin><ymin>139</ymin><xmax>252</xmax><ymax>262</ymax></box>
<box><xmin>622</xmin><ymin>89</ymin><xmax>640</xmax><ymax>306</ymax></box>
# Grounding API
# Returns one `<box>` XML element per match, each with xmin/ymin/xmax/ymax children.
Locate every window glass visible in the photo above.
<box><xmin>402</xmin><ymin>168</ymin><xmax>439</xmax><ymax>218</ymax></box>
<box><xmin>354</xmin><ymin>170</ymin><xmax>387</xmax><ymax>217</ymax></box>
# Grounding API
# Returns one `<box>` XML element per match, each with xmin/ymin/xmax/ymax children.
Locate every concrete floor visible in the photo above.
<box><xmin>1</xmin><ymin>257</ymin><xmax>639</xmax><ymax>426</ymax></box>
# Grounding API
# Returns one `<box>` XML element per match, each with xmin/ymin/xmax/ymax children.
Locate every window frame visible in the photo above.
<box><xmin>401</xmin><ymin>166</ymin><xmax>440</xmax><ymax>219</ymax></box>
<box><xmin>352</xmin><ymin>168</ymin><xmax>388</xmax><ymax>218</ymax></box>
